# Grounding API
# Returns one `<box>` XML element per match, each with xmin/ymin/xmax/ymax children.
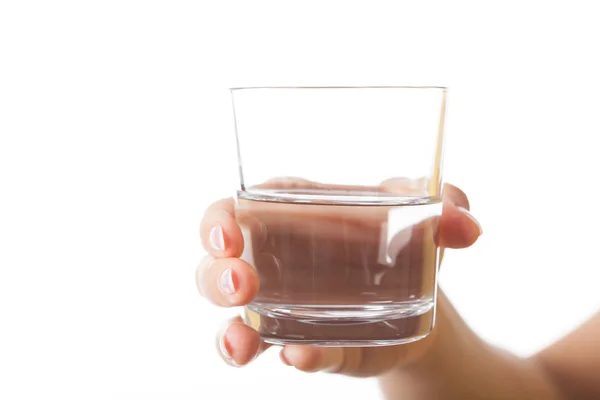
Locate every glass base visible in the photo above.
<box><xmin>259</xmin><ymin>333</ymin><xmax>431</xmax><ymax>347</ymax></box>
<box><xmin>243</xmin><ymin>300</ymin><xmax>435</xmax><ymax>347</ymax></box>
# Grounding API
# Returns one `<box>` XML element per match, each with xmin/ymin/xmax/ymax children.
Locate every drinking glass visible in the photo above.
<box><xmin>230</xmin><ymin>86</ymin><xmax>447</xmax><ymax>346</ymax></box>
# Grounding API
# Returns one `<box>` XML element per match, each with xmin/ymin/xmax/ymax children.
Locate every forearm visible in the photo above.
<box><xmin>532</xmin><ymin>313</ymin><xmax>600</xmax><ymax>399</ymax></box>
<box><xmin>380</xmin><ymin>292</ymin><xmax>563</xmax><ymax>400</ymax></box>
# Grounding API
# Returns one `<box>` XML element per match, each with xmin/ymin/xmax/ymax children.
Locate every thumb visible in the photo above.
<box><xmin>439</xmin><ymin>184</ymin><xmax>482</xmax><ymax>249</ymax></box>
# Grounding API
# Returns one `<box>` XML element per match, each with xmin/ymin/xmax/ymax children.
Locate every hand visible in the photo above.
<box><xmin>196</xmin><ymin>181</ymin><xmax>482</xmax><ymax>377</ymax></box>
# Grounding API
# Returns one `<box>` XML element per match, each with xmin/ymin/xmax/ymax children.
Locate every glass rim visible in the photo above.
<box><xmin>229</xmin><ymin>85</ymin><xmax>447</xmax><ymax>91</ymax></box>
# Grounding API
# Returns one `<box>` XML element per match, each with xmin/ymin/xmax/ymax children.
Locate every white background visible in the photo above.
<box><xmin>1</xmin><ymin>1</ymin><xmax>599</xmax><ymax>399</ymax></box>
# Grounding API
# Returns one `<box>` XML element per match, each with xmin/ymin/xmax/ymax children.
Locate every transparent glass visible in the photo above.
<box><xmin>231</xmin><ymin>86</ymin><xmax>447</xmax><ymax>346</ymax></box>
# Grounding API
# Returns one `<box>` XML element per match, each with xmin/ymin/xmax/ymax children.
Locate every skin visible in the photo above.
<box><xmin>197</xmin><ymin>183</ymin><xmax>600</xmax><ymax>400</ymax></box>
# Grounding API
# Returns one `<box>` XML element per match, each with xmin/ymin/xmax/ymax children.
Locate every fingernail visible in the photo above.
<box><xmin>219</xmin><ymin>331</ymin><xmax>239</xmax><ymax>367</ymax></box>
<box><xmin>280</xmin><ymin>349</ymin><xmax>291</xmax><ymax>366</ymax></box>
<box><xmin>458</xmin><ymin>207</ymin><xmax>483</xmax><ymax>236</ymax></box>
<box><xmin>219</xmin><ymin>268</ymin><xmax>236</xmax><ymax>294</ymax></box>
<box><xmin>209</xmin><ymin>226</ymin><xmax>225</xmax><ymax>251</ymax></box>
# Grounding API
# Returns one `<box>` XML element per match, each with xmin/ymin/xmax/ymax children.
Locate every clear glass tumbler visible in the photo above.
<box><xmin>231</xmin><ymin>86</ymin><xmax>447</xmax><ymax>346</ymax></box>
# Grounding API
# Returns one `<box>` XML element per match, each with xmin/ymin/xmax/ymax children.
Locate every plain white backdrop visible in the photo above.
<box><xmin>1</xmin><ymin>1</ymin><xmax>599</xmax><ymax>399</ymax></box>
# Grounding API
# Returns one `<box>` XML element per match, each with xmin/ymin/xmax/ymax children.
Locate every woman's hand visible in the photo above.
<box><xmin>196</xmin><ymin>182</ymin><xmax>482</xmax><ymax>376</ymax></box>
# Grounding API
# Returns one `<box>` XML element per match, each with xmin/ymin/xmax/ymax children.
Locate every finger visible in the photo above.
<box><xmin>235</xmin><ymin>209</ymin><xmax>268</xmax><ymax>250</ymax></box>
<box><xmin>380</xmin><ymin>177</ymin><xmax>429</xmax><ymax>196</ymax></box>
<box><xmin>280</xmin><ymin>345</ymin><xmax>345</xmax><ymax>373</ymax></box>
<box><xmin>255</xmin><ymin>177</ymin><xmax>383</xmax><ymax>193</ymax></box>
<box><xmin>196</xmin><ymin>255</ymin><xmax>259</xmax><ymax>307</ymax></box>
<box><xmin>200</xmin><ymin>198</ymin><xmax>244</xmax><ymax>258</ymax></box>
<box><xmin>216</xmin><ymin>316</ymin><xmax>265</xmax><ymax>367</ymax></box>
<box><xmin>255</xmin><ymin>176</ymin><xmax>316</xmax><ymax>189</ymax></box>
<box><xmin>381</xmin><ymin>178</ymin><xmax>471</xmax><ymax>206</ymax></box>
<box><xmin>279</xmin><ymin>345</ymin><xmax>407</xmax><ymax>377</ymax></box>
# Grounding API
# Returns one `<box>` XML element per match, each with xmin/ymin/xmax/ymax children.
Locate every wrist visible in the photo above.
<box><xmin>380</xmin><ymin>291</ymin><xmax>564</xmax><ymax>400</ymax></box>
